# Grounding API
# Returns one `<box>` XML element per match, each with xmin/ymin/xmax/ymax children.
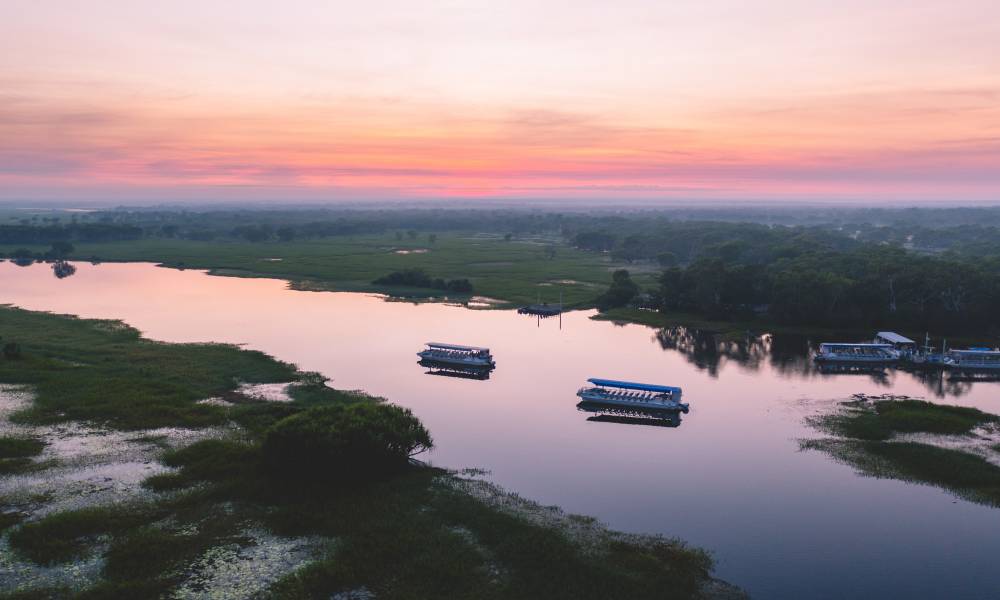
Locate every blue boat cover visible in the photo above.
<box><xmin>587</xmin><ymin>378</ymin><xmax>682</xmax><ymax>394</ymax></box>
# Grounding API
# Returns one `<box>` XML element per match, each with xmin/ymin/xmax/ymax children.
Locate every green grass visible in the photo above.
<box><xmin>0</xmin><ymin>233</ymin><xmax>649</xmax><ymax>307</ymax></box>
<box><xmin>0</xmin><ymin>435</ymin><xmax>46</xmax><ymax>474</ymax></box>
<box><xmin>0</xmin><ymin>435</ymin><xmax>45</xmax><ymax>458</ymax></box>
<box><xmin>0</xmin><ymin>306</ymin><xmax>297</xmax><ymax>429</ymax></box>
<box><xmin>811</xmin><ymin>399</ymin><xmax>998</xmax><ymax>441</ymax></box>
<box><xmin>8</xmin><ymin>505</ymin><xmax>157</xmax><ymax>565</ymax></box>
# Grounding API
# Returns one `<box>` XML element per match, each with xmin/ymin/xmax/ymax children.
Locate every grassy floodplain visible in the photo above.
<box><xmin>0</xmin><ymin>233</ymin><xmax>655</xmax><ymax>308</ymax></box>
<box><xmin>0</xmin><ymin>306</ymin><xmax>737</xmax><ymax>599</ymax></box>
<box><xmin>803</xmin><ymin>398</ymin><xmax>1000</xmax><ymax>508</ymax></box>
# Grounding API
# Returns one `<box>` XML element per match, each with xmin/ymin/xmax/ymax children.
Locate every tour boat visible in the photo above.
<box><xmin>417</xmin><ymin>342</ymin><xmax>495</xmax><ymax>368</ymax></box>
<box><xmin>943</xmin><ymin>349</ymin><xmax>1000</xmax><ymax>374</ymax></box>
<box><xmin>813</xmin><ymin>343</ymin><xmax>898</xmax><ymax>364</ymax></box>
<box><xmin>575</xmin><ymin>378</ymin><xmax>688</xmax><ymax>413</ymax></box>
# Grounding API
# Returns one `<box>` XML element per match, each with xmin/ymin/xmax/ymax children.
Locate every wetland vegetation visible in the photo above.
<box><xmin>0</xmin><ymin>306</ymin><xmax>736</xmax><ymax>599</ymax></box>
<box><xmin>804</xmin><ymin>396</ymin><xmax>1000</xmax><ymax>509</ymax></box>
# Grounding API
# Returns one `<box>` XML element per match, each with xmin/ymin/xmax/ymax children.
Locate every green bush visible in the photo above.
<box><xmin>263</xmin><ymin>403</ymin><xmax>432</xmax><ymax>482</ymax></box>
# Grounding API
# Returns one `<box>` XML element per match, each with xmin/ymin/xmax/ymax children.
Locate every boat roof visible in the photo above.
<box><xmin>820</xmin><ymin>343</ymin><xmax>894</xmax><ymax>348</ymax></box>
<box><xmin>587</xmin><ymin>378</ymin><xmax>682</xmax><ymax>394</ymax></box>
<box><xmin>425</xmin><ymin>342</ymin><xmax>490</xmax><ymax>352</ymax></box>
<box><xmin>875</xmin><ymin>331</ymin><xmax>916</xmax><ymax>344</ymax></box>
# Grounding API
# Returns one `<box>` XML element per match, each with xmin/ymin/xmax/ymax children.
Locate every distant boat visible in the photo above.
<box><xmin>813</xmin><ymin>343</ymin><xmax>897</xmax><ymax>364</ymax></box>
<box><xmin>576</xmin><ymin>378</ymin><xmax>688</xmax><ymax>413</ymax></box>
<box><xmin>943</xmin><ymin>349</ymin><xmax>1000</xmax><ymax>374</ymax></box>
<box><xmin>417</xmin><ymin>342</ymin><xmax>495</xmax><ymax>369</ymax></box>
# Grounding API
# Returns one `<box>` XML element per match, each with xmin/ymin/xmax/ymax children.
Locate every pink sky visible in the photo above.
<box><xmin>2</xmin><ymin>1</ymin><xmax>999</xmax><ymax>203</ymax></box>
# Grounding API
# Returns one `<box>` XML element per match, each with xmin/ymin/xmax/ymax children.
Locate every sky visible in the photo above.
<box><xmin>2</xmin><ymin>0</ymin><xmax>999</xmax><ymax>204</ymax></box>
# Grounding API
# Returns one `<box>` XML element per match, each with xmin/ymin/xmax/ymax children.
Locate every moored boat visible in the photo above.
<box><xmin>943</xmin><ymin>349</ymin><xmax>1000</xmax><ymax>374</ymax></box>
<box><xmin>417</xmin><ymin>342</ymin><xmax>495</xmax><ymax>368</ymax></box>
<box><xmin>813</xmin><ymin>343</ymin><xmax>898</xmax><ymax>364</ymax></box>
<box><xmin>575</xmin><ymin>378</ymin><xmax>688</xmax><ymax>413</ymax></box>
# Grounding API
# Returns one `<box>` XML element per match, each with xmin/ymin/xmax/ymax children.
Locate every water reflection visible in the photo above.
<box><xmin>652</xmin><ymin>325</ymin><xmax>989</xmax><ymax>398</ymax></box>
<box><xmin>654</xmin><ymin>326</ymin><xmax>815</xmax><ymax>376</ymax></box>
<box><xmin>52</xmin><ymin>261</ymin><xmax>77</xmax><ymax>279</ymax></box>
<box><xmin>576</xmin><ymin>401</ymin><xmax>684</xmax><ymax>428</ymax></box>
<box><xmin>418</xmin><ymin>360</ymin><xmax>494</xmax><ymax>380</ymax></box>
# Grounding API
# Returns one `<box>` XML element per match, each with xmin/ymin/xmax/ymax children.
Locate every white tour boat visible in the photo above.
<box><xmin>576</xmin><ymin>378</ymin><xmax>688</xmax><ymax>413</ymax></box>
<box><xmin>943</xmin><ymin>349</ymin><xmax>1000</xmax><ymax>374</ymax></box>
<box><xmin>417</xmin><ymin>342</ymin><xmax>495</xmax><ymax>368</ymax></box>
<box><xmin>813</xmin><ymin>343</ymin><xmax>898</xmax><ymax>364</ymax></box>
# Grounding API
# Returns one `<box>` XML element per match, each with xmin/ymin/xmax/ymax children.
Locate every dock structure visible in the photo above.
<box><xmin>517</xmin><ymin>303</ymin><xmax>562</xmax><ymax>317</ymax></box>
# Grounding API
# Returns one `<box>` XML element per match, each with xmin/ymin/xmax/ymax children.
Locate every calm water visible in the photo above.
<box><xmin>4</xmin><ymin>261</ymin><xmax>1000</xmax><ymax>599</ymax></box>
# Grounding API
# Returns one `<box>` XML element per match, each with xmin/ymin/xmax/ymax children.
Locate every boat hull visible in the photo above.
<box><xmin>416</xmin><ymin>351</ymin><xmax>495</xmax><ymax>368</ymax></box>
<box><xmin>575</xmin><ymin>390</ymin><xmax>688</xmax><ymax>413</ymax></box>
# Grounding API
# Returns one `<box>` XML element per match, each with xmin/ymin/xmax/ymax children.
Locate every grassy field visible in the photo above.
<box><xmin>0</xmin><ymin>233</ymin><xmax>655</xmax><ymax>307</ymax></box>
<box><xmin>0</xmin><ymin>307</ymin><xmax>731</xmax><ymax>599</ymax></box>
<box><xmin>804</xmin><ymin>398</ymin><xmax>1000</xmax><ymax>508</ymax></box>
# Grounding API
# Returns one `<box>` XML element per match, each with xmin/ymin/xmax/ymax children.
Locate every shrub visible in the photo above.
<box><xmin>2</xmin><ymin>342</ymin><xmax>21</xmax><ymax>359</ymax></box>
<box><xmin>263</xmin><ymin>403</ymin><xmax>432</xmax><ymax>483</ymax></box>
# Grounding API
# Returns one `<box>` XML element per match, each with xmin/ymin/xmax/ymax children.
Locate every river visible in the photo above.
<box><xmin>3</xmin><ymin>261</ymin><xmax>999</xmax><ymax>599</ymax></box>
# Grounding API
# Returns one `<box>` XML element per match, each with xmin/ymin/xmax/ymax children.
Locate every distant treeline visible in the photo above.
<box><xmin>654</xmin><ymin>246</ymin><xmax>1000</xmax><ymax>333</ymax></box>
<box><xmin>0</xmin><ymin>223</ymin><xmax>142</xmax><ymax>244</ymax></box>
<box><xmin>373</xmin><ymin>269</ymin><xmax>474</xmax><ymax>294</ymax></box>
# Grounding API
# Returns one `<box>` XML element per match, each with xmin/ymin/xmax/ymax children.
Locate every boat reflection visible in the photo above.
<box><xmin>418</xmin><ymin>360</ymin><xmax>494</xmax><ymax>380</ymax></box>
<box><xmin>576</xmin><ymin>400</ymin><xmax>684</xmax><ymax>428</ymax></box>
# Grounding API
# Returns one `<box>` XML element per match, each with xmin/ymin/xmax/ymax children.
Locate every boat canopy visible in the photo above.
<box><xmin>587</xmin><ymin>378</ymin><xmax>682</xmax><ymax>394</ymax></box>
<box><xmin>820</xmin><ymin>343</ymin><xmax>894</xmax><ymax>349</ymax></box>
<box><xmin>875</xmin><ymin>332</ymin><xmax>916</xmax><ymax>345</ymax></box>
<box><xmin>425</xmin><ymin>342</ymin><xmax>490</xmax><ymax>352</ymax></box>
<box><xmin>950</xmin><ymin>349</ymin><xmax>1000</xmax><ymax>356</ymax></box>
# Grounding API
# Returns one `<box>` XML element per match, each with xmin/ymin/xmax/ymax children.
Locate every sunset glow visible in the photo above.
<box><xmin>3</xmin><ymin>1</ymin><xmax>999</xmax><ymax>202</ymax></box>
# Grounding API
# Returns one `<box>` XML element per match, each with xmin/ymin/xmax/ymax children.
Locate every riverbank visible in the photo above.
<box><xmin>0</xmin><ymin>306</ymin><xmax>739</xmax><ymax>599</ymax></box>
<box><xmin>0</xmin><ymin>233</ymin><xmax>652</xmax><ymax>308</ymax></box>
<box><xmin>594</xmin><ymin>307</ymin><xmax>994</xmax><ymax>347</ymax></box>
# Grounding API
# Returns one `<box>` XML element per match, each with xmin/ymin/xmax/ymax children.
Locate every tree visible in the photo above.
<box><xmin>428</xmin><ymin>233</ymin><xmax>438</xmax><ymax>244</ymax></box>
<box><xmin>543</xmin><ymin>245</ymin><xmax>557</xmax><ymax>260</ymax></box>
<box><xmin>597</xmin><ymin>269</ymin><xmax>639</xmax><ymax>311</ymax></box>
<box><xmin>406</xmin><ymin>230</ymin><xmax>418</xmax><ymax>240</ymax></box>
<box><xmin>276</xmin><ymin>227</ymin><xmax>296</xmax><ymax>242</ymax></box>
<box><xmin>657</xmin><ymin>252</ymin><xmax>678</xmax><ymax>268</ymax></box>
<box><xmin>49</xmin><ymin>241</ymin><xmax>74</xmax><ymax>257</ymax></box>
<box><xmin>504</xmin><ymin>233</ymin><xmax>513</xmax><ymax>242</ymax></box>
<box><xmin>263</xmin><ymin>403</ymin><xmax>432</xmax><ymax>483</ymax></box>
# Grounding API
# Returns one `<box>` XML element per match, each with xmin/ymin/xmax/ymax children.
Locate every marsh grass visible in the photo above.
<box><xmin>8</xmin><ymin>505</ymin><xmax>157</xmax><ymax>565</ymax></box>
<box><xmin>810</xmin><ymin>399</ymin><xmax>997</xmax><ymax>441</ymax></box>
<box><xmin>0</xmin><ymin>306</ymin><xmax>297</xmax><ymax>429</ymax></box>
